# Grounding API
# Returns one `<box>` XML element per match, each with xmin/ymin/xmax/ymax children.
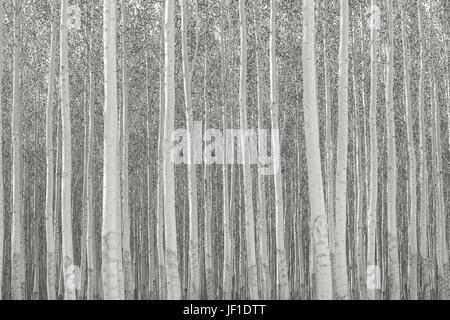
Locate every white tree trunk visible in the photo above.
<box><xmin>11</xmin><ymin>0</ymin><xmax>25</xmax><ymax>300</ymax></box>
<box><xmin>163</xmin><ymin>0</ymin><xmax>181</xmax><ymax>300</ymax></box>
<box><xmin>156</xmin><ymin>19</ymin><xmax>167</xmax><ymax>299</ymax></box>
<box><xmin>431</xmin><ymin>76</ymin><xmax>449</xmax><ymax>300</ymax></box>
<box><xmin>367</xmin><ymin>0</ymin><xmax>379</xmax><ymax>301</ymax></box>
<box><xmin>401</xmin><ymin>0</ymin><xmax>418</xmax><ymax>300</ymax></box>
<box><xmin>334</xmin><ymin>0</ymin><xmax>350</xmax><ymax>300</ymax></box>
<box><xmin>417</xmin><ymin>0</ymin><xmax>429</xmax><ymax>300</ymax></box>
<box><xmin>60</xmin><ymin>0</ymin><xmax>76</xmax><ymax>300</ymax></box>
<box><xmin>239</xmin><ymin>0</ymin><xmax>258</xmax><ymax>299</ymax></box>
<box><xmin>102</xmin><ymin>0</ymin><xmax>122</xmax><ymax>300</ymax></box>
<box><xmin>45</xmin><ymin>0</ymin><xmax>58</xmax><ymax>300</ymax></box>
<box><xmin>86</xmin><ymin>0</ymin><xmax>97</xmax><ymax>301</ymax></box>
<box><xmin>269</xmin><ymin>0</ymin><xmax>289</xmax><ymax>300</ymax></box>
<box><xmin>322</xmin><ymin>1</ymin><xmax>337</xmax><ymax>297</ymax></box>
<box><xmin>0</xmin><ymin>0</ymin><xmax>4</xmax><ymax>299</ymax></box>
<box><xmin>120</xmin><ymin>0</ymin><xmax>133</xmax><ymax>300</ymax></box>
<box><xmin>302</xmin><ymin>0</ymin><xmax>333</xmax><ymax>300</ymax></box>
<box><xmin>253</xmin><ymin>0</ymin><xmax>270</xmax><ymax>299</ymax></box>
<box><xmin>386</xmin><ymin>0</ymin><xmax>400</xmax><ymax>300</ymax></box>
<box><xmin>180</xmin><ymin>0</ymin><xmax>200</xmax><ymax>300</ymax></box>
<box><xmin>221</xmin><ymin>0</ymin><xmax>233</xmax><ymax>300</ymax></box>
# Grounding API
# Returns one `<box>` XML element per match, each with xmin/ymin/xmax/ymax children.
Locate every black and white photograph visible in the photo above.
<box><xmin>0</xmin><ymin>0</ymin><xmax>449</xmax><ymax>306</ymax></box>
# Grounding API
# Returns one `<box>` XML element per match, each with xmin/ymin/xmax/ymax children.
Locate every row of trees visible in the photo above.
<box><xmin>0</xmin><ymin>0</ymin><xmax>449</xmax><ymax>300</ymax></box>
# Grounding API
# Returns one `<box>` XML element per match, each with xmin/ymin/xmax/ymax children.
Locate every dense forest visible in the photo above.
<box><xmin>0</xmin><ymin>0</ymin><xmax>449</xmax><ymax>300</ymax></box>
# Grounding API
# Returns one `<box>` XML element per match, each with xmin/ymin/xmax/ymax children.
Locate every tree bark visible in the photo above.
<box><xmin>334</xmin><ymin>0</ymin><xmax>350</xmax><ymax>300</ymax></box>
<box><xmin>163</xmin><ymin>0</ymin><xmax>181</xmax><ymax>300</ymax></box>
<box><xmin>11</xmin><ymin>0</ymin><xmax>25</xmax><ymax>300</ymax></box>
<box><xmin>269</xmin><ymin>0</ymin><xmax>289</xmax><ymax>300</ymax></box>
<box><xmin>367</xmin><ymin>0</ymin><xmax>379</xmax><ymax>300</ymax></box>
<box><xmin>86</xmin><ymin>0</ymin><xmax>97</xmax><ymax>301</ymax></box>
<box><xmin>180</xmin><ymin>0</ymin><xmax>200</xmax><ymax>300</ymax></box>
<box><xmin>385</xmin><ymin>0</ymin><xmax>400</xmax><ymax>300</ymax></box>
<box><xmin>102</xmin><ymin>0</ymin><xmax>122</xmax><ymax>300</ymax></box>
<box><xmin>253</xmin><ymin>0</ymin><xmax>270</xmax><ymax>300</ymax></box>
<box><xmin>400</xmin><ymin>0</ymin><xmax>418</xmax><ymax>300</ymax></box>
<box><xmin>238</xmin><ymin>0</ymin><xmax>258</xmax><ymax>299</ymax></box>
<box><xmin>120</xmin><ymin>0</ymin><xmax>134</xmax><ymax>300</ymax></box>
<box><xmin>302</xmin><ymin>0</ymin><xmax>333</xmax><ymax>300</ymax></box>
<box><xmin>45</xmin><ymin>0</ymin><xmax>58</xmax><ymax>300</ymax></box>
<box><xmin>417</xmin><ymin>0</ymin><xmax>430</xmax><ymax>300</ymax></box>
<box><xmin>0</xmin><ymin>0</ymin><xmax>5</xmax><ymax>299</ymax></box>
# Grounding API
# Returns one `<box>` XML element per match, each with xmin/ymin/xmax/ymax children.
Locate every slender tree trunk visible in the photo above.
<box><xmin>221</xmin><ymin>0</ymin><xmax>233</xmax><ymax>300</ymax></box>
<box><xmin>102</xmin><ymin>0</ymin><xmax>122</xmax><ymax>300</ymax></box>
<box><xmin>180</xmin><ymin>0</ymin><xmax>200</xmax><ymax>300</ymax></box>
<box><xmin>156</xmin><ymin>14</ymin><xmax>167</xmax><ymax>300</ymax></box>
<box><xmin>385</xmin><ymin>0</ymin><xmax>400</xmax><ymax>300</ymax></box>
<box><xmin>253</xmin><ymin>0</ymin><xmax>270</xmax><ymax>300</ymax></box>
<box><xmin>80</xmin><ymin>70</ymin><xmax>90</xmax><ymax>301</ymax></box>
<box><xmin>430</xmin><ymin>75</ymin><xmax>449</xmax><ymax>300</ymax></box>
<box><xmin>416</xmin><ymin>0</ymin><xmax>430</xmax><ymax>300</ymax></box>
<box><xmin>0</xmin><ymin>0</ymin><xmax>5</xmax><ymax>299</ymax></box>
<box><xmin>45</xmin><ymin>0</ymin><xmax>58</xmax><ymax>300</ymax></box>
<box><xmin>116</xmin><ymin>3</ymin><xmax>125</xmax><ymax>301</ymax></box>
<box><xmin>322</xmin><ymin>1</ymin><xmax>336</xmax><ymax>297</ymax></box>
<box><xmin>269</xmin><ymin>0</ymin><xmax>289</xmax><ymax>300</ymax></box>
<box><xmin>11</xmin><ymin>0</ymin><xmax>25</xmax><ymax>300</ymax></box>
<box><xmin>145</xmin><ymin>52</ymin><xmax>158</xmax><ymax>299</ymax></box>
<box><xmin>238</xmin><ymin>0</ymin><xmax>258</xmax><ymax>299</ymax></box>
<box><xmin>163</xmin><ymin>0</ymin><xmax>181</xmax><ymax>300</ymax></box>
<box><xmin>32</xmin><ymin>94</ymin><xmax>40</xmax><ymax>300</ymax></box>
<box><xmin>302</xmin><ymin>0</ymin><xmax>333</xmax><ymax>300</ymax></box>
<box><xmin>351</xmin><ymin>12</ymin><xmax>366</xmax><ymax>300</ymax></box>
<box><xmin>445</xmin><ymin>31</ymin><xmax>450</xmax><ymax>302</ymax></box>
<box><xmin>86</xmin><ymin>0</ymin><xmax>97</xmax><ymax>301</ymax></box>
<box><xmin>357</xmin><ymin>3</ymin><xmax>368</xmax><ymax>300</ymax></box>
<box><xmin>60</xmin><ymin>0</ymin><xmax>76</xmax><ymax>300</ymax></box>
<box><xmin>334</xmin><ymin>0</ymin><xmax>350</xmax><ymax>300</ymax></box>
<box><xmin>367</xmin><ymin>0</ymin><xmax>379</xmax><ymax>300</ymax></box>
<box><xmin>54</xmin><ymin>100</ymin><xmax>62</xmax><ymax>299</ymax></box>
<box><xmin>203</xmin><ymin>18</ymin><xmax>215</xmax><ymax>299</ymax></box>
<box><xmin>400</xmin><ymin>0</ymin><xmax>418</xmax><ymax>300</ymax></box>
<box><xmin>120</xmin><ymin>0</ymin><xmax>133</xmax><ymax>300</ymax></box>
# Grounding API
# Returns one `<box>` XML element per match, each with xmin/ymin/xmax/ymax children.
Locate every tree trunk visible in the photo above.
<box><xmin>120</xmin><ymin>0</ymin><xmax>133</xmax><ymax>300</ymax></box>
<box><xmin>367</xmin><ymin>0</ymin><xmax>379</xmax><ymax>300</ymax></box>
<box><xmin>334</xmin><ymin>0</ymin><xmax>350</xmax><ymax>300</ymax></box>
<box><xmin>86</xmin><ymin>0</ymin><xmax>97</xmax><ymax>301</ymax></box>
<box><xmin>385</xmin><ymin>0</ymin><xmax>400</xmax><ymax>300</ymax></box>
<box><xmin>163</xmin><ymin>0</ymin><xmax>181</xmax><ymax>300</ymax></box>
<box><xmin>431</xmin><ymin>75</ymin><xmax>449</xmax><ymax>300</ymax></box>
<box><xmin>221</xmin><ymin>0</ymin><xmax>233</xmax><ymax>300</ymax></box>
<box><xmin>156</xmin><ymin>12</ymin><xmax>167</xmax><ymax>299</ymax></box>
<box><xmin>351</xmin><ymin>10</ymin><xmax>366</xmax><ymax>299</ymax></box>
<box><xmin>180</xmin><ymin>0</ymin><xmax>200</xmax><ymax>300</ymax></box>
<box><xmin>45</xmin><ymin>1</ymin><xmax>57</xmax><ymax>297</ymax></box>
<box><xmin>238</xmin><ymin>0</ymin><xmax>258</xmax><ymax>299</ymax></box>
<box><xmin>102</xmin><ymin>0</ymin><xmax>122</xmax><ymax>300</ymax></box>
<box><xmin>253</xmin><ymin>0</ymin><xmax>270</xmax><ymax>300</ymax></box>
<box><xmin>322</xmin><ymin>1</ymin><xmax>336</xmax><ymax>297</ymax></box>
<box><xmin>269</xmin><ymin>0</ymin><xmax>289</xmax><ymax>300</ymax></box>
<box><xmin>302</xmin><ymin>0</ymin><xmax>333</xmax><ymax>300</ymax></box>
<box><xmin>0</xmin><ymin>0</ymin><xmax>5</xmax><ymax>299</ymax></box>
<box><xmin>416</xmin><ymin>0</ymin><xmax>430</xmax><ymax>300</ymax></box>
<box><xmin>11</xmin><ymin>0</ymin><xmax>25</xmax><ymax>300</ymax></box>
<box><xmin>400</xmin><ymin>0</ymin><xmax>418</xmax><ymax>300</ymax></box>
